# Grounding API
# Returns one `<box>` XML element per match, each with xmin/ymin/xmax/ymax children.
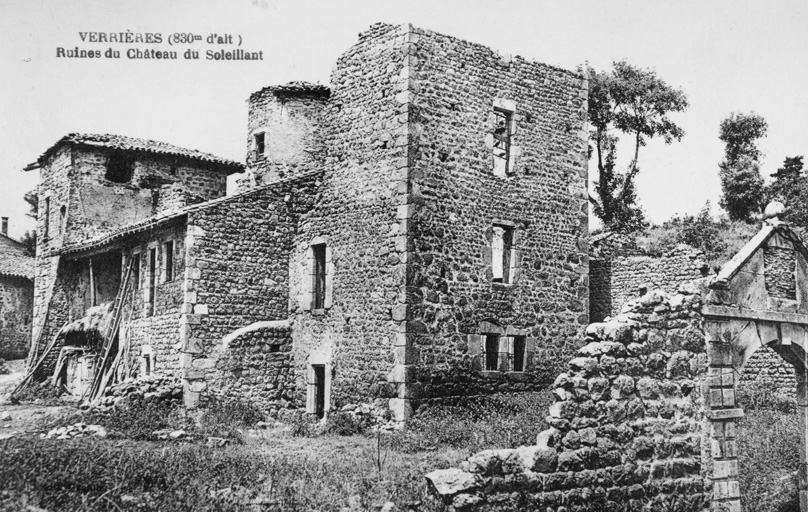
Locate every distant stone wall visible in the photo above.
<box><xmin>738</xmin><ymin>345</ymin><xmax>796</xmax><ymax>396</ymax></box>
<box><xmin>590</xmin><ymin>248</ymin><xmax>708</xmax><ymax>322</ymax></box>
<box><xmin>427</xmin><ymin>288</ymin><xmax>710</xmax><ymax>511</ymax></box>
<box><xmin>0</xmin><ymin>275</ymin><xmax>33</xmax><ymax>359</ymax></box>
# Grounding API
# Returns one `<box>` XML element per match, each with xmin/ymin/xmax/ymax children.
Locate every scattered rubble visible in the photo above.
<box><xmin>86</xmin><ymin>374</ymin><xmax>183</xmax><ymax>411</ymax></box>
<box><xmin>41</xmin><ymin>422</ymin><xmax>108</xmax><ymax>439</ymax></box>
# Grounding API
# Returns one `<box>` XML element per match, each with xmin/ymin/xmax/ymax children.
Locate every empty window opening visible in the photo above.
<box><xmin>493</xmin><ymin>107</ymin><xmax>512</xmax><ymax>176</ymax></box>
<box><xmin>164</xmin><ymin>241</ymin><xmax>174</xmax><ymax>282</ymax></box>
<box><xmin>106</xmin><ymin>152</ymin><xmax>135</xmax><ymax>183</ymax></box>
<box><xmin>513</xmin><ymin>336</ymin><xmax>526</xmax><ymax>372</ymax></box>
<box><xmin>313</xmin><ymin>364</ymin><xmax>326</xmax><ymax>418</ymax></box>
<box><xmin>43</xmin><ymin>197</ymin><xmax>50</xmax><ymax>240</ymax></box>
<box><xmin>492</xmin><ymin>225</ymin><xmax>514</xmax><ymax>283</ymax></box>
<box><xmin>132</xmin><ymin>253</ymin><xmax>141</xmax><ymax>290</ymax></box>
<box><xmin>59</xmin><ymin>205</ymin><xmax>67</xmax><ymax>234</ymax></box>
<box><xmin>147</xmin><ymin>248</ymin><xmax>157</xmax><ymax>316</ymax></box>
<box><xmin>312</xmin><ymin>243</ymin><xmax>326</xmax><ymax>310</ymax></box>
<box><xmin>269</xmin><ymin>344</ymin><xmax>281</xmax><ymax>353</ymax></box>
<box><xmin>485</xmin><ymin>334</ymin><xmax>500</xmax><ymax>371</ymax></box>
<box><xmin>254</xmin><ymin>132</ymin><xmax>266</xmax><ymax>159</ymax></box>
<box><xmin>169</xmin><ymin>166</ymin><xmax>178</xmax><ymax>176</ymax></box>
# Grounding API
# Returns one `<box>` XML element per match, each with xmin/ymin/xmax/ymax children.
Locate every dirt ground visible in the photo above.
<box><xmin>0</xmin><ymin>359</ymin><xmax>76</xmax><ymax>439</ymax></box>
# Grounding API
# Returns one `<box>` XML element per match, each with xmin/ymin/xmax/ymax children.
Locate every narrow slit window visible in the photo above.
<box><xmin>492</xmin><ymin>225</ymin><xmax>513</xmax><ymax>283</ymax></box>
<box><xmin>164</xmin><ymin>241</ymin><xmax>174</xmax><ymax>282</ymax></box>
<box><xmin>513</xmin><ymin>336</ymin><xmax>526</xmax><ymax>372</ymax></box>
<box><xmin>43</xmin><ymin>197</ymin><xmax>50</xmax><ymax>240</ymax></box>
<box><xmin>493</xmin><ymin>107</ymin><xmax>512</xmax><ymax>176</ymax></box>
<box><xmin>59</xmin><ymin>205</ymin><xmax>67</xmax><ymax>234</ymax></box>
<box><xmin>254</xmin><ymin>132</ymin><xmax>266</xmax><ymax>159</ymax></box>
<box><xmin>132</xmin><ymin>253</ymin><xmax>141</xmax><ymax>290</ymax></box>
<box><xmin>148</xmin><ymin>247</ymin><xmax>157</xmax><ymax>316</ymax></box>
<box><xmin>485</xmin><ymin>334</ymin><xmax>499</xmax><ymax>371</ymax></box>
<box><xmin>312</xmin><ymin>243</ymin><xmax>326</xmax><ymax>310</ymax></box>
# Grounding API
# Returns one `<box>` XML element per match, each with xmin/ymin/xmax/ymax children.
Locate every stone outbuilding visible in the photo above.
<box><xmin>0</xmin><ymin>219</ymin><xmax>34</xmax><ymax>359</ymax></box>
<box><xmin>25</xmin><ymin>23</ymin><xmax>590</xmax><ymax>420</ymax></box>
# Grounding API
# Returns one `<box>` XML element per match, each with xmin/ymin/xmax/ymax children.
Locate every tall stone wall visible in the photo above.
<box><xmin>181</xmin><ymin>173</ymin><xmax>320</xmax><ymax>409</ymax></box>
<box><xmin>590</xmin><ymin>249</ymin><xmax>708</xmax><ymax>322</ymax></box>
<box><xmin>403</xmin><ymin>26</ymin><xmax>589</xmax><ymax>402</ymax></box>
<box><xmin>287</xmin><ymin>23</ymin><xmax>415</xmax><ymax>415</ymax></box>
<box><xmin>0</xmin><ymin>275</ymin><xmax>33</xmax><ymax>359</ymax></box>
<box><xmin>427</xmin><ymin>288</ymin><xmax>710</xmax><ymax>511</ymax></box>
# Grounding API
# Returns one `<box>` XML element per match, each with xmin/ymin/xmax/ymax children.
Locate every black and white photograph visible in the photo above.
<box><xmin>0</xmin><ymin>1</ymin><xmax>807</xmax><ymax>511</ymax></box>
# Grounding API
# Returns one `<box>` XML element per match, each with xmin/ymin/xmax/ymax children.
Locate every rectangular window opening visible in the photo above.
<box><xmin>492</xmin><ymin>225</ymin><xmax>514</xmax><ymax>283</ymax></box>
<box><xmin>164</xmin><ymin>241</ymin><xmax>174</xmax><ymax>282</ymax></box>
<box><xmin>312</xmin><ymin>243</ymin><xmax>326</xmax><ymax>310</ymax></box>
<box><xmin>148</xmin><ymin>248</ymin><xmax>157</xmax><ymax>316</ymax></box>
<box><xmin>513</xmin><ymin>336</ymin><xmax>526</xmax><ymax>372</ymax></box>
<box><xmin>254</xmin><ymin>132</ymin><xmax>266</xmax><ymax>158</ymax></box>
<box><xmin>106</xmin><ymin>151</ymin><xmax>135</xmax><ymax>183</ymax></box>
<box><xmin>313</xmin><ymin>365</ymin><xmax>326</xmax><ymax>418</ymax></box>
<box><xmin>493</xmin><ymin>107</ymin><xmax>512</xmax><ymax>175</ymax></box>
<box><xmin>485</xmin><ymin>334</ymin><xmax>499</xmax><ymax>371</ymax></box>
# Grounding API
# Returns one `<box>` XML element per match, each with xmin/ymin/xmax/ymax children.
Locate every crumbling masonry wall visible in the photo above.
<box><xmin>0</xmin><ymin>275</ymin><xmax>33</xmax><ymax>359</ymax></box>
<box><xmin>427</xmin><ymin>289</ymin><xmax>710</xmax><ymax>511</ymax></box>
<box><xmin>590</xmin><ymin>249</ymin><xmax>708</xmax><ymax>322</ymax></box>
<box><xmin>396</xmin><ymin>25</ymin><xmax>590</xmax><ymax>404</ymax></box>
<box><xmin>180</xmin><ymin>173</ymin><xmax>320</xmax><ymax>409</ymax></box>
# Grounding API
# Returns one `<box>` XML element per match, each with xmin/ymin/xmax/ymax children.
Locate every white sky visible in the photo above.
<box><xmin>1</xmin><ymin>0</ymin><xmax>806</xmax><ymax>240</ymax></box>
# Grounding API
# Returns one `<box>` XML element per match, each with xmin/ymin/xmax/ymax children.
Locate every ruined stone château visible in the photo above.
<box><xmin>25</xmin><ymin>23</ymin><xmax>589</xmax><ymax>419</ymax></box>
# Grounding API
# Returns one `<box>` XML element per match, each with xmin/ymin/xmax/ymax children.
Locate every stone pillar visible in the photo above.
<box><xmin>706</xmin><ymin>340</ymin><xmax>743</xmax><ymax>512</ymax></box>
<box><xmin>797</xmin><ymin>368</ymin><xmax>808</xmax><ymax>512</ymax></box>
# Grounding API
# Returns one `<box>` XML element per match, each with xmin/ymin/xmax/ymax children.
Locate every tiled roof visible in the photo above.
<box><xmin>0</xmin><ymin>237</ymin><xmax>34</xmax><ymax>280</ymax></box>
<box><xmin>31</xmin><ymin>133</ymin><xmax>244</xmax><ymax>172</ymax></box>
<box><xmin>250</xmin><ymin>81</ymin><xmax>331</xmax><ymax>100</ymax></box>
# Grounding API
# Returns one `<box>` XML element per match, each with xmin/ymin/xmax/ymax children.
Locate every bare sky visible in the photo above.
<box><xmin>1</xmin><ymin>0</ymin><xmax>806</xmax><ymax>239</ymax></box>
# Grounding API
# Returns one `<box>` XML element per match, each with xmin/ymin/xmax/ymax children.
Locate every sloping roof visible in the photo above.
<box><xmin>58</xmin><ymin>170</ymin><xmax>322</xmax><ymax>257</ymax></box>
<box><xmin>711</xmin><ymin>222</ymin><xmax>808</xmax><ymax>289</ymax></box>
<box><xmin>250</xmin><ymin>81</ymin><xmax>331</xmax><ymax>101</ymax></box>
<box><xmin>27</xmin><ymin>133</ymin><xmax>244</xmax><ymax>173</ymax></box>
<box><xmin>0</xmin><ymin>236</ymin><xmax>35</xmax><ymax>280</ymax></box>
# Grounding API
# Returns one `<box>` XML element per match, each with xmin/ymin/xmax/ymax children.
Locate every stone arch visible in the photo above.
<box><xmin>703</xmin><ymin>314</ymin><xmax>808</xmax><ymax>512</ymax></box>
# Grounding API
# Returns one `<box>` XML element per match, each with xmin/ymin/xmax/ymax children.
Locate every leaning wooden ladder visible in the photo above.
<box><xmin>87</xmin><ymin>257</ymin><xmax>136</xmax><ymax>403</ymax></box>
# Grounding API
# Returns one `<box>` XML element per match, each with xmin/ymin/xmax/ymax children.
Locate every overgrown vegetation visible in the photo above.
<box><xmin>0</xmin><ymin>392</ymin><xmax>552</xmax><ymax>511</ymax></box>
<box><xmin>736</xmin><ymin>383</ymin><xmax>800</xmax><ymax>512</ymax></box>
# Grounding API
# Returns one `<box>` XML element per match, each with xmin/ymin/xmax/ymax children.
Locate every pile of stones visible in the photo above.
<box><xmin>0</xmin><ymin>358</ymin><xmax>9</xmax><ymax>375</ymax></box>
<box><xmin>42</xmin><ymin>422</ymin><xmax>108</xmax><ymax>439</ymax></box>
<box><xmin>89</xmin><ymin>374</ymin><xmax>183</xmax><ymax>410</ymax></box>
<box><xmin>339</xmin><ymin>402</ymin><xmax>402</xmax><ymax>431</ymax></box>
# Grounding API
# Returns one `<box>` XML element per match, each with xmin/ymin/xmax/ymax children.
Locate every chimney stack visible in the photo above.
<box><xmin>1</xmin><ymin>217</ymin><xmax>7</xmax><ymax>236</ymax></box>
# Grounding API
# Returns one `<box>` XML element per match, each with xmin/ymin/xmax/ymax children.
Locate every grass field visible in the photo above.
<box><xmin>0</xmin><ymin>387</ymin><xmax>800</xmax><ymax>511</ymax></box>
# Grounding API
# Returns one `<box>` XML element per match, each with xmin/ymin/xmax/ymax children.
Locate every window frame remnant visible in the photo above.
<box><xmin>105</xmin><ymin>151</ymin><xmax>135</xmax><ymax>183</ymax></box>
<box><xmin>163</xmin><ymin>241</ymin><xmax>175</xmax><ymax>282</ymax></box>
<box><xmin>254</xmin><ymin>132</ymin><xmax>266</xmax><ymax>159</ymax></box>
<box><xmin>493</xmin><ymin>106</ymin><xmax>513</xmax><ymax>175</ymax></box>
<box><xmin>312</xmin><ymin>243</ymin><xmax>326</xmax><ymax>310</ymax></box>
<box><xmin>132</xmin><ymin>253</ymin><xmax>141</xmax><ymax>290</ymax></box>
<box><xmin>492</xmin><ymin>224</ymin><xmax>514</xmax><ymax>284</ymax></box>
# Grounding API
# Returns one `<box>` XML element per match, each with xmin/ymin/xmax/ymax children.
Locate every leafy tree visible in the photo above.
<box><xmin>678</xmin><ymin>202</ymin><xmax>726</xmax><ymax>262</ymax></box>
<box><xmin>768</xmin><ymin>156</ymin><xmax>807</xmax><ymax>228</ymax></box>
<box><xmin>587</xmin><ymin>61</ymin><xmax>688</xmax><ymax>232</ymax></box>
<box><xmin>20</xmin><ymin>230</ymin><xmax>36</xmax><ymax>257</ymax></box>
<box><xmin>719</xmin><ymin>155</ymin><xmax>766</xmax><ymax>222</ymax></box>
<box><xmin>23</xmin><ymin>189</ymin><xmax>38</xmax><ymax>218</ymax></box>
<box><xmin>718</xmin><ymin>112</ymin><xmax>767</xmax><ymax>221</ymax></box>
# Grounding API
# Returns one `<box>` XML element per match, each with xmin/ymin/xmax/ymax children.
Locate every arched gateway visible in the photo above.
<box><xmin>702</xmin><ymin>216</ymin><xmax>808</xmax><ymax>512</ymax></box>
